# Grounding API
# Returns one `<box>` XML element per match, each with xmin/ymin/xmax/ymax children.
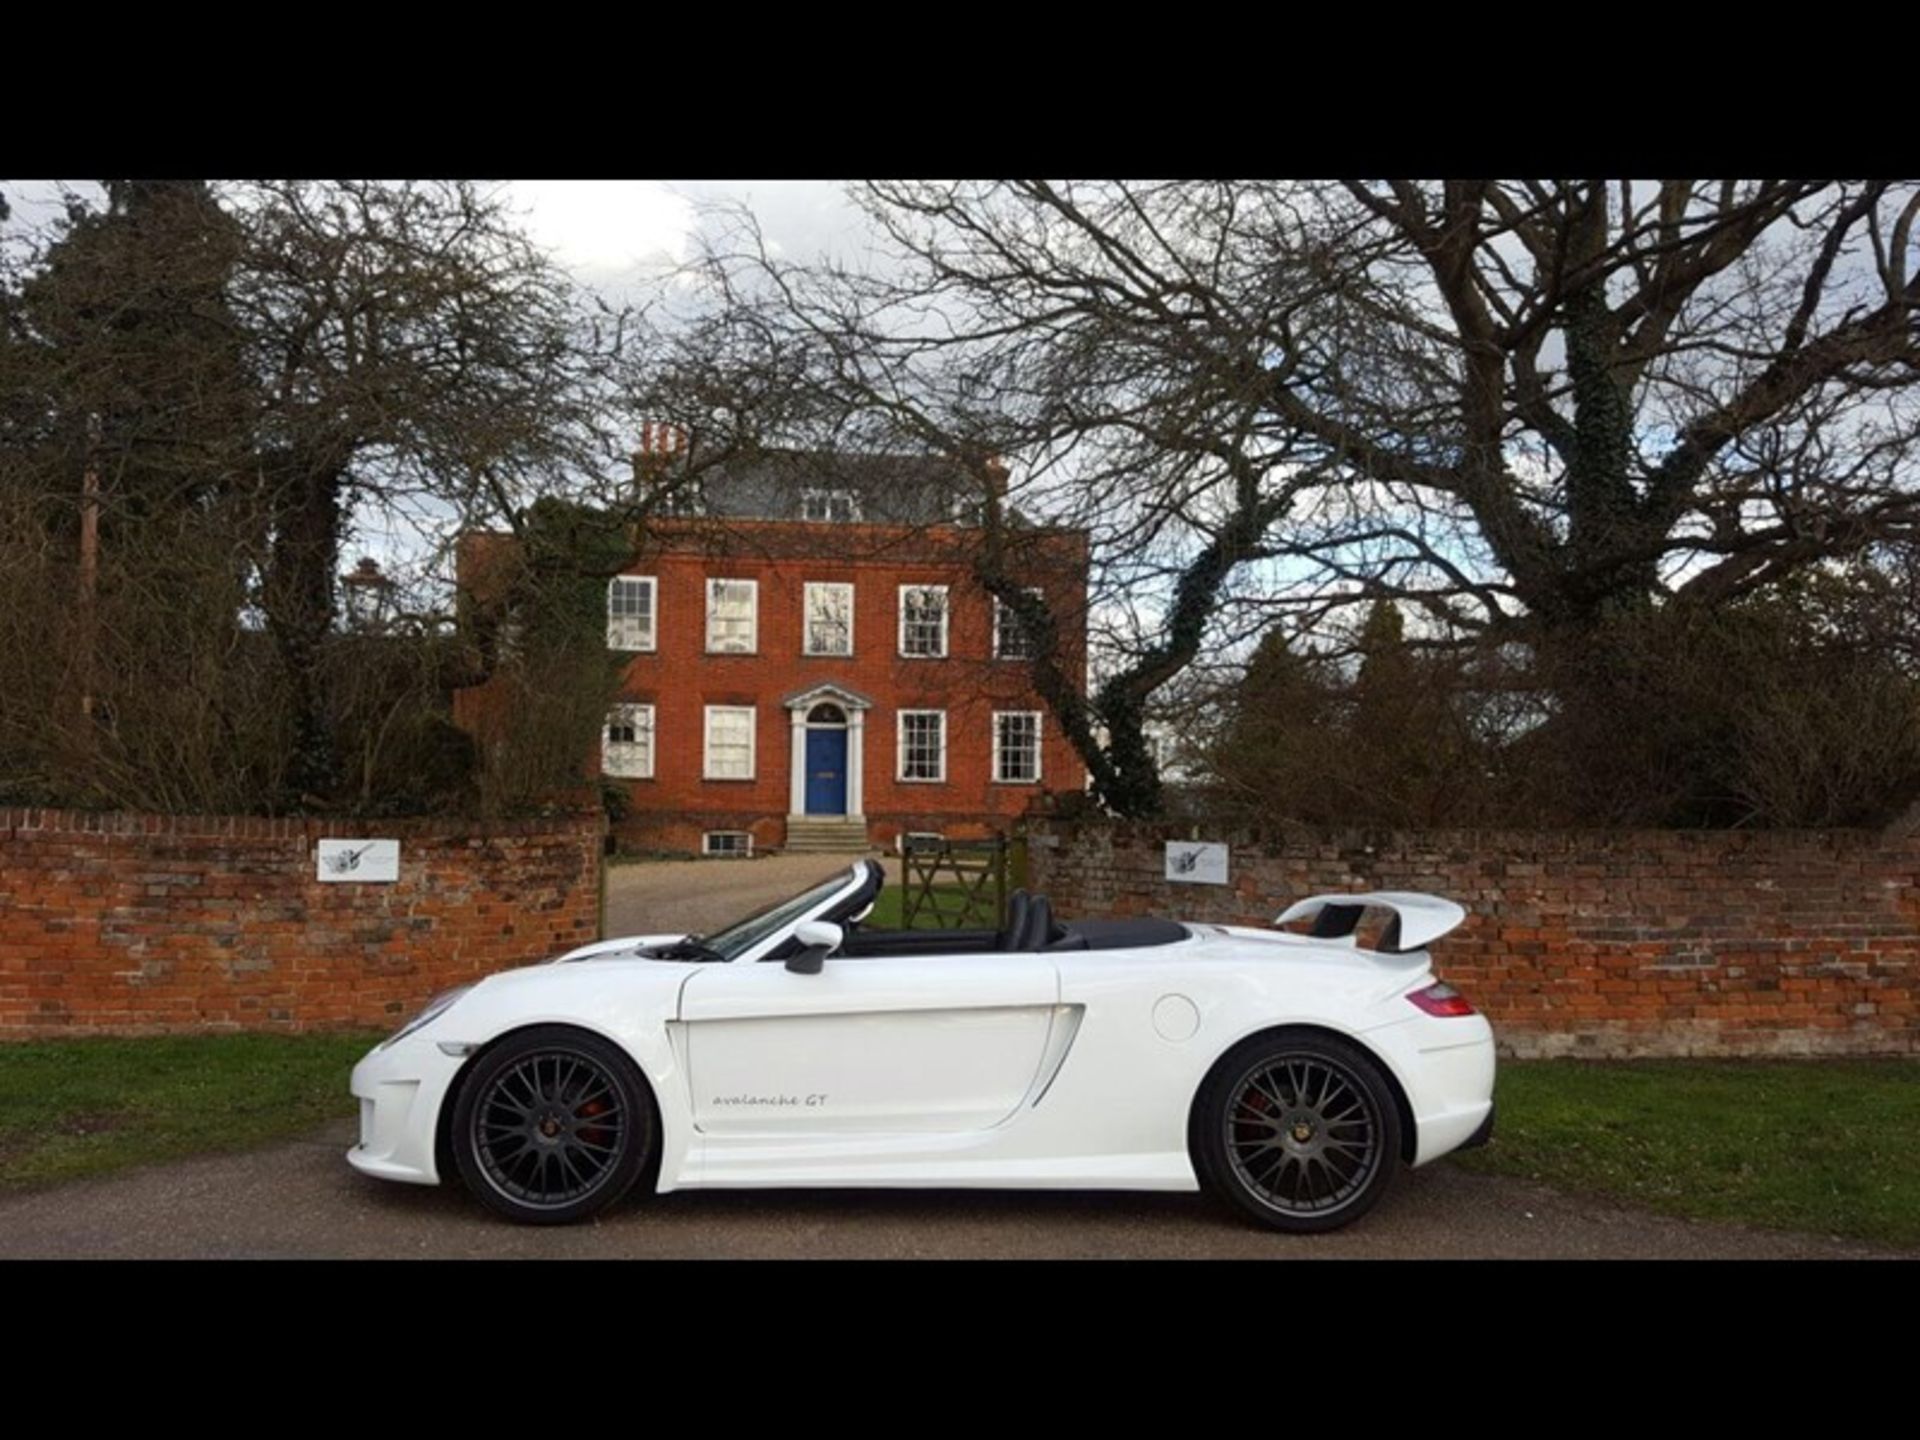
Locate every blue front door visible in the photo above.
<box><xmin>805</xmin><ymin>729</ymin><xmax>848</xmax><ymax>815</ymax></box>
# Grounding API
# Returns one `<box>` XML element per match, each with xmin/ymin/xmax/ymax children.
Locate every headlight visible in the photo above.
<box><xmin>379</xmin><ymin>985</ymin><xmax>473</xmax><ymax>1049</ymax></box>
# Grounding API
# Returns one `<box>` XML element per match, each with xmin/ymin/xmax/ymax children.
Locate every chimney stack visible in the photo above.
<box><xmin>633</xmin><ymin>422</ymin><xmax>692</xmax><ymax>509</ymax></box>
<box><xmin>634</xmin><ymin>421</ymin><xmax>690</xmax><ymax>471</ymax></box>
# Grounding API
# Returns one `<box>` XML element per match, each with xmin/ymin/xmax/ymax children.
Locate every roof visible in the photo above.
<box><xmin>650</xmin><ymin>446</ymin><xmax>998</xmax><ymax>526</ymax></box>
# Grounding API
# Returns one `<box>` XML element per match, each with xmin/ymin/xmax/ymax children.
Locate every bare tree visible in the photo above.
<box><xmin>224</xmin><ymin>180</ymin><xmax>629</xmax><ymax>800</ymax></box>
<box><xmin>622</xmin><ymin>188</ymin><xmax>1364</xmax><ymax>816</ymax></box>
<box><xmin>623</xmin><ymin>181</ymin><xmax>1920</xmax><ymax>817</ymax></box>
<box><xmin>0</xmin><ymin>180</ymin><xmax>633</xmax><ymax>815</ymax></box>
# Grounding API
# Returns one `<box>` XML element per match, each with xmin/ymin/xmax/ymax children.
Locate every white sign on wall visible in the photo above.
<box><xmin>317</xmin><ymin>838</ymin><xmax>401</xmax><ymax>883</ymax></box>
<box><xmin>1165</xmin><ymin>840</ymin><xmax>1229</xmax><ymax>885</ymax></box>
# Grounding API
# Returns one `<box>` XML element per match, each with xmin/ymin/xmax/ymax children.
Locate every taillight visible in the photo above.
<box><xmin>1407</xmin><ymin>981</ymin><xmax>1476</xmax><ymax>1017</ymax></box>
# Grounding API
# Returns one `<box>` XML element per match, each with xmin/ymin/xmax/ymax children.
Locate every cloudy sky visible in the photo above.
<box><xmin>3</xmin><ymin>179</ymin><xmax>865</xmax><ymax>300</ymax></box>
<box><xmin>506</xmin><ymin>180</ymin><xmax>861</xmax><ymax>279</ymax></box>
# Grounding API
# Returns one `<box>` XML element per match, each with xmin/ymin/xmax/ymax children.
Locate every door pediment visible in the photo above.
<box><xmin>782</xmin><ymin>681</ymin><xmax>874</xmax><ymax>713</ymax></box>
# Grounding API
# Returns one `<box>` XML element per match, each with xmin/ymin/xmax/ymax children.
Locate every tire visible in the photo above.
<box><xmin>1193</xmin><ymin>1030</ymin><xmax>1403</xmax><ymax>1234</ymax></box>
<box><xmin>450</xmin><ymin>1025</ymin><xmax>656</xmax><ymax>1225</ymax></box>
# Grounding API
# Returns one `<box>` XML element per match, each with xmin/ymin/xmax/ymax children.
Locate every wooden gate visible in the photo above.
<box><xmin>899</xmin><ymin>833</ymin><xmax>1014</xmax><ymax>930</ymax></box>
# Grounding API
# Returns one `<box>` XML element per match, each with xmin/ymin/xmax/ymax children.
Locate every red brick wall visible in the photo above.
<box><xmin>1028</xmin><ymin>820</ymin><xmax>1920</xmax><ymax>1059</ymax></box>
<box><xmin>0</xmin><ymin>807</ymin><xmax>604</xmax><ymax>1038</ymax></box>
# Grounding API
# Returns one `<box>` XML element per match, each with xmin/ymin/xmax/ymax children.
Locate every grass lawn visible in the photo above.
<box><xmin>0</xmin><ymin>1032</ymin><xmax>381</xmax><ymax>1192</ymax></box>
<box><xmin>863</xmin><ymin>881</ymin><xmax>997</xmax><ymax>931</ymax></box>
<box><xmin>1451</xmin><ymin>1058</ymin><xmax>1920</xmax><ymax>1248</ymax></box>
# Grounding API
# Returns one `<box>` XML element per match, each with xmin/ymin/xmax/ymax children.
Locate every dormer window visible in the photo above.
<box><xmin>800</xmin><ymin>488</ymin><xmax>861</xmax><ymax>523</ymax></box>
<box><xmin>655</xmin><ymin>480</ymin><xmax>705</xmax><ymax>517</ymax></box>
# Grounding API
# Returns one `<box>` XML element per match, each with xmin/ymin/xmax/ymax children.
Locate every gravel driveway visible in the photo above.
<box><xmin>604</xmin><ymin>853</ymin><xmax>894</xmax><ymax>939</ymax></box>
<box><xmin>0</xmin><ymin>1119</ymin><xmax>1894</xmax><ymax>1259</ymax></box>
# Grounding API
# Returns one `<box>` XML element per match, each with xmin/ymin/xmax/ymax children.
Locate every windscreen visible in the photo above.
<box><xmin>700</xmin><ymin>869</ymin><xmax>858</xmax><ymax>961</ymax></box>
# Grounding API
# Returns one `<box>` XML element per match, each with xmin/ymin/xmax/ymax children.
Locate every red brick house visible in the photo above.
<box><xmin>461</xmin><ymin>444</ymin><xmax>1090</xmax><ymax>856</ymax></box>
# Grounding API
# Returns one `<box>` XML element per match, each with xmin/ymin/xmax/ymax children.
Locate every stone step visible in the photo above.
<box><xmin>783</xmin><ymin>820</ymin><xmax>873</xmax><ymax>853</ymax></box>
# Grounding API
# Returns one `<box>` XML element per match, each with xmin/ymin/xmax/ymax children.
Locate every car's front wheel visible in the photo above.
<box><xmin>1193</xmin><ymin>1030</ymin><xmax>1403</xmax><ymax>1234</ymax></box>
<box><xmin>450</xmin><ymin>1026</ymin><xmax>655</xmax><ymax>1225</ymax></box>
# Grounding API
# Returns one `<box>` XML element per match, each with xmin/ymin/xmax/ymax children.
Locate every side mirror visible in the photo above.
<box><xmin>786</xmin><ymin>920</ymin><xmax>844</xmax><ymax>975</ymax></box>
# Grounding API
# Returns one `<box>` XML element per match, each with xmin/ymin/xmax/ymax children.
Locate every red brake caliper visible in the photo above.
<box><xmin>578</xmin><ymin>1097</ymin><xmax>611</xmax><ymax>1149</ymax></box>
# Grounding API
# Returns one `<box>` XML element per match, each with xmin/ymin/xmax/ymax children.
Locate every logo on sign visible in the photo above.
<box><xmin>324</xmin><ymin>843</ymin><xmax>374</xmax><ymax>876</ymax></box>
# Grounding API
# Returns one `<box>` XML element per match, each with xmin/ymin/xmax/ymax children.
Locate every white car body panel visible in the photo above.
<box><xmin>681</xmin><ymin>955</ymin><xmax>1058</xmax><ymax>1136</ymax></box>
<box><xmin>348</xmin><ymin>866</ymin><xmax>1495</xmax><ymax>1201</ymax></box>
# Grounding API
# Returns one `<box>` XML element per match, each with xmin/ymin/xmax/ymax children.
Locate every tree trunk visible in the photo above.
<box><xmin>1089</xmin><ymin>687</ymin><xmax>1163</xmax><ymax>818</ymax></box>
<box><xmin>264</xmin><ymin>462</ymin><xmax>345</xmax><ymax>805</ymax></box>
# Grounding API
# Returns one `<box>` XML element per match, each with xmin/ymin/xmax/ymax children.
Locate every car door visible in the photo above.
<box><xmin>678</xmin><ymin>950</ymin><xmax>1059</xmax><ymax>1135</ymax></box>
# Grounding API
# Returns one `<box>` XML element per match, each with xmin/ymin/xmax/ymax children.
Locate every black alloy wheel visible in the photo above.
<box><xmin>1194</xmin><ymin>1031</ymin><xmax>1402</xmax><ymax>1233</ymax></box>
<box><xmin>451</xmin><ymin>1026</ymin><xmax>654</xmax><ymax>1225</ymax></box>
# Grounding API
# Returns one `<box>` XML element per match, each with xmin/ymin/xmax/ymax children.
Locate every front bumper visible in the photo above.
<box><xmin>345</xmin><ymin>1038</ymin><xmax>468</xmax><ymax>1186</ymax></box>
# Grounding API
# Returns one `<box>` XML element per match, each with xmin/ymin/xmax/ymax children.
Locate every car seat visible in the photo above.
<box><xmin>1016</xmin><ymin>893</ymin><xmax>1056</xmax><ymax>951</ymax></box>
<box><xmin>998</xmin><ymin>890</ymin><xmax>1033</xmax><ymax>952</ymax></box>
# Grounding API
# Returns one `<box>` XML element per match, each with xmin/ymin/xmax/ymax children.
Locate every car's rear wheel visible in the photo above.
<box><xmin>1194</xmin><ymin>1030</ymin><xmax>1402</xmax><ymax>1234</ymax></box>
<box><xmin>450</xmin><ymin>1026</ymin><xmax>655</xmax><ymax>1225</ymax></box>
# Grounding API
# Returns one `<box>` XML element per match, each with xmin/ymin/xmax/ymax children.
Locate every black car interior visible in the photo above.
<box><xmin>789</xmin><ymin>859</ymin><xmax>1188</xmax><ymax>960</ymax></box>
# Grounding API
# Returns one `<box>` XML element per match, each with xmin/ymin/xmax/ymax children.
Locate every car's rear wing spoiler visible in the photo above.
<box><xmin>1274</xmin><ymin>891</ymin><xmax>1467</xmax><ymax>954</ymax></box>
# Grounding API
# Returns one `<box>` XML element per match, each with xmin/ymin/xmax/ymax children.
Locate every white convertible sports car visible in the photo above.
<box><xmin>349</xmin><ymin>860</ymin><xmax>1495</xmax><ymax>1232</ymax></box>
